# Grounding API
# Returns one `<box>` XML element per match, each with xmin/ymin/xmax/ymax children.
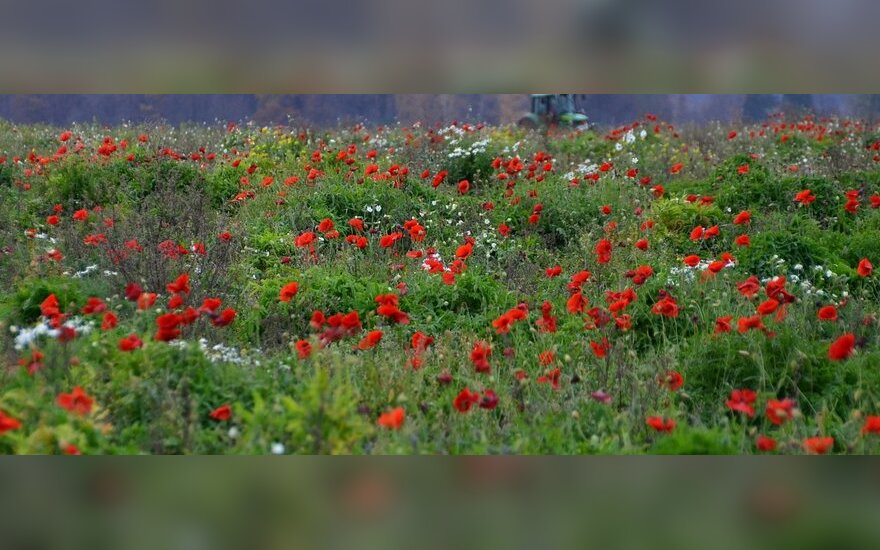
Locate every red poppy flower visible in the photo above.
<box><xmin>57</xmin><ymin>386</ymin><xmax>94</xmax><ymax>416</ymax></box>
<box><xmin>794</xmin><ymin>189</ymin><xmax>816</xmax><ymax>205</ymax></box>
<box><xmin>725</xmin><ymin>389</ymin><xmax>757</xmax><ymax>417</ymax></box>
<box><xmin>568</xmin><ymin>270</ymin><xmax>592</xmax><ymax>290</ymax></box>
<box><xmin>817</xmin><ymin>305</ymin><xmax>838</xmax><ymax>321</ymax></box>
<box><xmin>646</xmin><ymin>416</ymin><xmax>676</xmax><ymax>432</ymax></box>
<box><xmin>756</xmin><ymin>435</ymin><xmax>777</xmax><ymax>452</ymax></box>
<box><xmin>566</xmin><ymin>291</ymin><xmax>588</xmax><ymax>315</ymax></box>
<box><xmin>736</xmin><ymin>164</ymin><xmax>750</xmax><ymax>175</ymax></box>
<box><xmin>736</xmin><ymin>276</ymin><xmax>761</xmax><ymax>298</ymax></box>
<box><xmin>209</xmin><ymin>404</ymin><xmax>232</xmax><ymax>421</ymax></box>
<box><xmin>651</xmin><ymin>295</ymin><xmax>679</xmax><ymax>318</ymax></box>
<box><xmin>40</xmin><ymin>293</ymin><xmax>61</xmax><ymax>318</ymax></box>
<box><xmin>124</xmin><ymin>282</ymin><xmax>144</xmax><ymax>302</ymax></box>
<box><xmin>737</xmin><ymin>315</ymin><xmax>766</xmax><ymax>333</ymax></box>
<box><xmin>409</xmin><ymin>332</ymin><xmax>434</xmax><ymax>354</ymax></box>
<box><xmin>431</xmin><ymin>170</ymin><xmax>447</xmax><ymax>188</ymax></box>
<box><xmin>634</xmin><ymin>239</ymin><xmax>649</xmax><ymax>251</ymax></box>
<box><xmin>454</xmin><ymin>388</ymin><xmax>480</xmax><ymax>413</ymax></box>
<box><xmin>100</xmin><ymin>312</ymin><xmax>118</xmax><ymax>331</ymax></box>
<box><xmin>661</xmin><ymin>371</ymin><xmax>684</xmax><ymax>391</ymax></box>
<box><xmin>683</xmin><ymin>255</ymin><xmax>701</xmax><ymax>267</ymax></box>
<box><xmin>279</xmin><ymin>282</ymin><xmax>299</xmax><ymax>302</ymax></box>
<box><xmin>479</xmin><ymin>390</ymin><xmax>499</xmax><ymax>410</ymax></box>
<box><xmin>358</xmin><ymin>330</ymin><xmax>383</xmax><ymax>350</ymax></box>
<box><xmin>536</xmin><ymin>350</ymin><xmax>555</xmax><ymax>366</ymax></box>
<box><xmin>706</xmin><ymin>260</ymin><xmax>726</xmax><ymax>274</ymax></box>
<box><xmin>590</xmin><ymin>338</ymin><xmax>611</xmax><ymax>358</ymax></box>
<box><xmin>119</xmin><ymin>334</ymin><xmax>143</xmax><ymax>352</ymax></box>
<box><xmin>733</xmin><ymin>211</ymin><xmax>751</xmax><ymax>224</ymax></box>
<box><xmin>81</xmin><ymin>297</ymin><xmax>107</xmax><ymax>315</ymax></box>
<box><xmin>669</xmin><ymin>163</ymin><xmax>684</xmax><ymax>174</ymax></box>
<box><xmin>376</xmin><ymin>301</ymin><xmax>410</xmax><ymax>324</ymax></box>
<box><xmin>458</xmin><ymin>180</ymin><xmax>470</xmax><ymax>194</ymax></box>
<box><xmin>295</xmin><ymin>231</ymin><xmax>316</xmax><ymax>248</ymax></box>
<box><xmin>537</xmin><ymin>368</ymin><xmax>562</xmax><ymax>389</ymax></box>
<box><xmin>492</xmin><ymin>307</ymin><xmax>526</xmax><ymax>334</ymax></box>
<box><xmin>455</xmin><ymin>241</ymin><xmax>474</xmax><ymax>259</ymax></box>
<box><xmin>803</xmin><ymin>436</ymin><xmax>834</xmax><ymax>455</ymax></box>
<box><xmin>734</xmin><ymin>234</ymin><xmax>751</xmax><ymax>247</ymax></box>
<box><xmin>378</xmin><ymin>407</ymin><xmax>405</xmax><ymax>429</ymax></box>
<box><xmin>294</xmin><ymin>339</ymin><xmax>312</xmax><ymax>359</ymax></box>
<box><xmin>380</xmin><ymin>232</ymin><xmax>403</xmax><ymax>248</ymax></box>
<box><xmin>714</xmin><ymin>315</ymin><xmax>733</xmax><ymax>334</ymax></box>
<box><xmin>857</xmin><ymin>258</ymin><xmax>873</xmax><ymax>277</ymax></box>
<box><xmin>154</xmin><ymin>313</ymin><xmax>182</xmax><ymax>341</ymax></box>
<box><xmin>756</xmin><ymin>298</ymin><xmax>779</xmax><ymax>316</ymax></box>
<box><xmin>595</xmin><ymin>239</ymin><xmax>612</xmax><ymax>264</ymax></box>
<box><xmin>464</xmin><ymin>340</ymin><xmax>492</xmax><ymax>373</ymax></box>
<box><xmin>828</xmin><ymin>333</ymin><xmax>855</xmax><ymax>361</ymax></box>
<box><xmin>137</xmin><ymin>292</ymin><xmax>156</xmax><ymax>310</ymax></box>
<box><xmin>861</xmin><ymin>415</ymin><xmax>880</xmax><ymax>435</ymax></box>
<box><xmin>211</xmin><ymin>308</ymin><xmax>237</xmax><ymax>327</ymax></box>
<box><xmin>545</xmin><ymin>265</ymin><xmax>562</xmax><ymax>278</ymax></box>
<box><xmin>766</xmin><ymin>398</ymin><xmax>795</xmax><ymax>425</ymax></box>
<box><xmin>0</xmin><ymin>409</ymin><xmax>22</xmax><ymax>434</ymax></box>
<box><xmin>62</xmin><ymin>444</ymin><xmax>81</xmax><ymax>455</ymax></box>
<box><xmin>166</xmin><ymin>273</ymin><xmax>190</xmax><ymax>294</ymax></box>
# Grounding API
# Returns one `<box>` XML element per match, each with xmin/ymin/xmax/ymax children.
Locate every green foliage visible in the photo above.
<box><xmin>404</xmin><ymin>268</ymin><xmax>511</xmax><ymax>332</ymax></box>
<box><xmin>48</xmin><ymin>157</ymin><xmax>127</xmax><ymax>207</ymax></box>
<box><xmin>8</xmin><ymin>276</ymin><xmax>88</xmax><ymax>325</ymax></box>
<box><xmin>235</xmin><ymin>366</ymin><xmax>370</xmax><ymax>454</ymax></box>
<box><xmin>651</xmin><ymin>197</ymin><xmax>723</xmax><ymax>232</ymax></box>
<box><xmin>443</xmin><ymin>148</ymin><xmax>495</xmax><ymax>188</ymax></box>
<box><xmin>3</xmin><ymin>118</ymin><xmax>880</xmax><ymax>455</ymax></box>
<box><xmin>0</xmin><ymin>163</ymin><xmax>14</xmax><ymax>187</ymax></box>
<box><xmin>204</xmin><ymin>165</ymin><xmax>243</xmax><ymax>207</ymax></box>
<box><xmin>736</xmin><ymin>217</ymin><xmax>854</xmax><ymax>279</ymax></box>
<box><xmin>650</xmin><ymin>427</ymin><xmax>738</xmax><ymax>455</ymax></box>
<box><xmin>550</xmin><ymin>130</ymin><xmax>614</xmax><ymax>160</ymax></box>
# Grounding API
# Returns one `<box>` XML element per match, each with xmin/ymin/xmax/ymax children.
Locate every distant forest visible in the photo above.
<box><xmin>1</xmin><ymin>94</ymin><xmax>878</xmax><ymax>127</ymax></box>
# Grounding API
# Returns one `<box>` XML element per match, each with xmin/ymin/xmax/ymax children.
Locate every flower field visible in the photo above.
<box><xmin>1</xmin><ymin>114</ymin><xmax>880</xmax><ymax>454</ymax></box>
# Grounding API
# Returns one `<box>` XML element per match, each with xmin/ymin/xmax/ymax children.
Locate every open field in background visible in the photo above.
<box><xmin>1</xmin><ymin>114</ymin><xmax>880</xmax><ymax>454</ymax></box>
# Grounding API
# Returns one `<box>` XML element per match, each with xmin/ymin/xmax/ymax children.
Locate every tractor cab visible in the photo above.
<box><xmin>519</xmin><ymin>94</ymin><xmax>589</xmax><ymax>129</ymax></box>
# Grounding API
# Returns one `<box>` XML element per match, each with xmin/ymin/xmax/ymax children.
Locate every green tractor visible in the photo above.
<box><xmin>518</xmin><ymin>94</ymin><xmax>589</xmax><ymax>129</ymax></box>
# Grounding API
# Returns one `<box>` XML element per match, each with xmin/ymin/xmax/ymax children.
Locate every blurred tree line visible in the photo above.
<box><xmin>0</xmin><ymin>94</ymin><xmax>877</xmax><ymax>126</ymax></box>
